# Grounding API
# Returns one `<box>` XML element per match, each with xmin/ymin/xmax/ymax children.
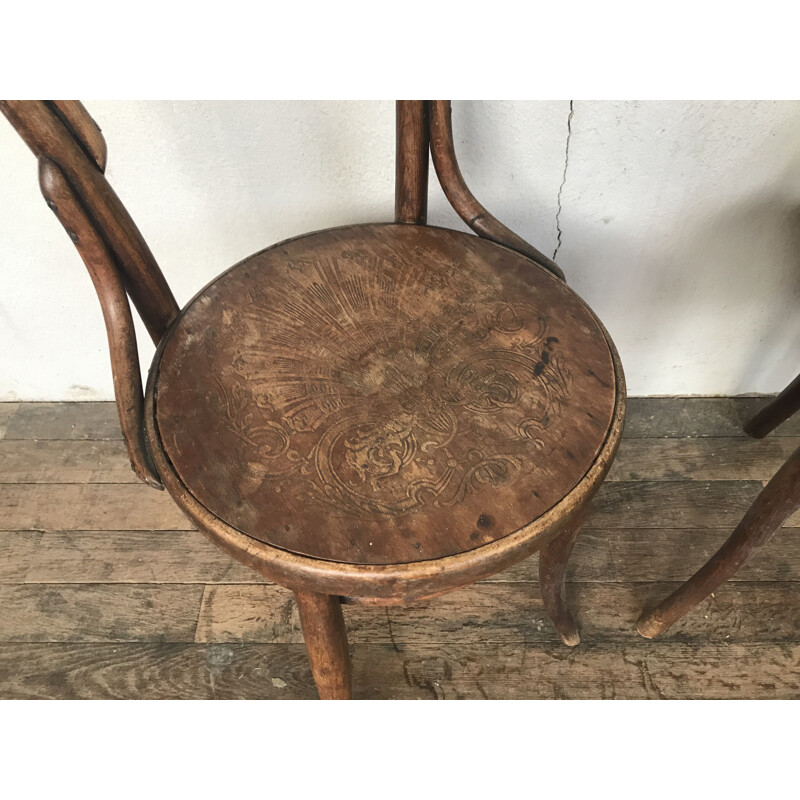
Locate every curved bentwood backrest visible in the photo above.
<box><xmin>396</xmin><ymin>100</ymin><xmax>565</xmax><ymax>280</ymax></box>
<box><xmin>0</xmin><ymin>100</ymin><xmax>178</xmax><ymax>486</ymax></box>
<box><xmin>2</xmin><ymin>100</ymin><xmax>564</xmax><ymax>488</ymax></box>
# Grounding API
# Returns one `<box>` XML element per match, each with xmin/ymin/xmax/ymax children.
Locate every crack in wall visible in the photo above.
<box><xmin>552</xmin><ymin>100</ymin><xmax>574</xmax><ymax>261</ymax></box>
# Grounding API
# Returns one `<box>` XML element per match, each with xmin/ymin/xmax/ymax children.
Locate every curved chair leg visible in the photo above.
<box><xmin>539</xmin><ymin>507</ymin><xmax>588</xmax><ymax>647</ymax></box>
<box><xmin>638</xmin><ymin>442</ymin><xmax>800</xmax><ymax>639</ymax></box>
<box><xmin>295</xmin><ymin>590</ymin><xmax>352</xmax><ymax>699</ymax></box>
<box><xmin>744</xmin><ymin>372</ymin><xmax>800</xmax><ymax>438</ymax></box>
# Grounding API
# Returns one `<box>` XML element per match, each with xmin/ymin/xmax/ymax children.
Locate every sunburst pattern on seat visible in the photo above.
<box><xmin>155</xmin><ymin>225</ymin><xmax>616</xmax><ymax>564</ymax></box>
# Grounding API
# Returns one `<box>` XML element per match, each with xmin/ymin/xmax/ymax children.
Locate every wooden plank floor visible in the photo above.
<box><xmin>1</xmin><ymin>397</ymin><xmax>799</xmax><ymax>699</ymax></box>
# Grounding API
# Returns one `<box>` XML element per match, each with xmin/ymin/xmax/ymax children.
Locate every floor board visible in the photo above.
<box><xmin>1</xmin><ymin>397</ymin><xmax>799</xmax><ymax>699</ymax></box>
<box><xmin>0</xmin><ymin>642</ymin><xmax>796</xmax><ymax>700</ymax></box>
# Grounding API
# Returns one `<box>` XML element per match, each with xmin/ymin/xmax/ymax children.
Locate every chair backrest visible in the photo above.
<box><xmin>395</xmin><ymin>100</ymin><xmax>429</xmax><ymax>225</ymax></box>
<box><xmin>0</xmin><ymin>101</ymin><xmax>179</xmax><ymax>343</ymax></box>
<box><xmin>395</xmin><ymin>100</ymin><xmax>563</xmax><ymax>280</ymax></box>
<box><xmin>1</xmin><ymin>100</ymin><xmax>562</xmax><ymax>487</ymax></box>
<box><xmin>0</xmin><ymin>100</ymin><xmax>178</xmax><ymax>486</ymax></box>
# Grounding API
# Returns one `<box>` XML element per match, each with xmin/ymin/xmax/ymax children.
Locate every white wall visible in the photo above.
<box><xmin>1</xmin><ymin>100</ymin><xmax>799</xmax><ymax>400</ymax></box>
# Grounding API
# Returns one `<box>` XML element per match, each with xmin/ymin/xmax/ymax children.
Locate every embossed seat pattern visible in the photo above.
<box><xmin>154</xmin><ymin>224</ymin><xmax>617</xmax><ymax>564</ymax></box>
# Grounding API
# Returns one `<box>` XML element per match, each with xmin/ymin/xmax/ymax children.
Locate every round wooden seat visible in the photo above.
<box><xmin>147</xmin><ymin>224</ymin><xmax>620</xmax><ymax>573</ymax></box>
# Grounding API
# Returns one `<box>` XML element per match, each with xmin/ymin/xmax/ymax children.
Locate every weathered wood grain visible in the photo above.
<box><xmin>0</xmin><ymin>484</ymin><xmax>190</xmax><ymax>530</ymax></box>
<box><xmin>195</xmin><ymin>581</ymin><xmax>800</xmax><ymax>645</ymax></box>
<box><xmin>195</xmin><ymin>585</ymin><xmax>303</xmax><ymax>643</ymax></box>
<box><xmin>17</xmin><ymin>531</ymin><xmax>263</xmax><ymax>584</ymax></box>
<box><xmin>745</xmin><ymin>373</ymin><xmax>800</xmax><ymax>438</ymax></box>
<box><xmin>37</xmin><ymin>159</ymin><xmax>160</xmax><ymax>488</ymax></box>
<box><xmin>0</xmin><ymin>643</ymin><xmax>316</xmax><ymax>699</ymax></box>
<box><xmin>607</xmin><ymin>437</ymin><xmax>800</xmax><ymax>481</ymax></box>
<box><xmin>2</xmin><ymin>402</ymin><xmax>120</xmax><ymax>440</ymax></box>
<box><xmin>353</xmin><ymin>642</ymin><xmax>800</xmax><ymax>700</ymax></box>
<box><xmin>4</xmin><ymin>579</ymin><xmax>794</xmax><ymax>646</ymax></box>
<box><xmin>0</xmin><ymin>404</ymin><xmax>18</xmax><ymax>440</ymax></box>
<box><xmin>0</xmin><ymin>440</ymin><xmax>137</xmax><ymax>483</ymax></box>
<box><xmin>0</xmin><ymin>584</ymin><xmax>203</xmax><ymax>642</ymax></box>
<box><xmin>564</xmin><ymin>528</ymin><xmax>800</xmax><ymax>583</ymax></box>
<box><xmin>2</xmin><ymin>397</ymin><xmax>799</xmax><ymax>700</ymax></box>
<box><xmin>588</xmin><ymin>481</ymin><xmax>800</xmax><ymax>529</ymax></box>
<box><xmin>623</xmin><ymin>396</ymin><xmax>796</xmax><ymax>438</ymax></box>
<box><xmin>0</xmin><ymin>641</ymin><xmax>796</xmax><ymax>699</ymax></box>
<box><xmin>0</xmin><ymin>532</ymin><xmax>41</xmax><ymax>582</ymax></box>
<box><xmin>639</xmin><ymin>441</ymin><xmax>800</xmax><ymax>639</ymax></box>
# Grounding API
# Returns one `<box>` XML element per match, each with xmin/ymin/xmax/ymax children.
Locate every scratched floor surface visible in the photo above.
<box><xmin>0</xmin><ymin>397</ymin><xmax>798</xmax><ymax>699</ymax></box>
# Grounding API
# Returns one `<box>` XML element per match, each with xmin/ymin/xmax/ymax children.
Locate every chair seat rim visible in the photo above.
<box><xmin>144</xmin><ymin>223</ymin><xmax>626</xmax><ymax>601</ymax></box>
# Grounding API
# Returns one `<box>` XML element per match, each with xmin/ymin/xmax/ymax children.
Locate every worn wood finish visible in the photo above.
<box><xmin>0</xmin><ymin>100</ymin><xmax>178</xmax><ymax>342</ymax></box>
<box><xmin>4</xmin><ymin>398</ymin><xmax>800</xmax><ymax>698</ymax></box>
<box><xmin>0</xmin><ymin>404</ymin><xmax>18</xmax><ymax>440</ymax></box>
<box><xmin>745</xmin><ymin>372</ymin><xmax>800</xmax><ymax>439</ymax></box>
<box><xmin>428</xmin><ymin>100</ymin><xmax>565</xmax><ymax>281</ymax></box>
<box><xmin>146</xmin><ymin>378</ymin><xmax>623</xmax><ymax>602</ymax></box>
<box><xmin>538</xmin><ymin>506</ymin><xmax>588</xmax><ymax>646</ymax></box>
<box><xmin>294</xmin><ymin>591</ymin><xmax>352</xmax><ymax>699</ymax></box>
<box><xmin>49</xmin><ymin>101</ymin><xmax>107</xmax><ymax>171</ymax></box>
<box><xmin>395</xmin><ymin>101</ymin><xmax>428</xmax><ymax>224</ymax></box>
<box><xmin>639</xmin><ymin>442</ymin><xmax>800</xmax><ymax>638</ymax></box>
<box><xmin>607</xmin><ymin>436</ymin><xmax>800</xmax><ymax>481</ymax></box>
<box><xmin>14</xmin><ymin>531</ymin><xmax>266</xmax><ymax>585</ymax></box>
<box><xmin>0</xmin><ymin>440</ymin><xmax>141</xmax><ymax>483</ymax></box>
<box><xmin>153</xmin><ymin>224</ymin><xmax>618</xmax><ymax>565</ymax></box>
<box><xmin>193</xmin><ymin>581</ymin><xmax>800</xmax><ymax>645</ymax></box>
<box><xmin>0</xmin><ymin>532</ymin><xmax>40</xmax><ymax>583</ymax></box>
<box><xmin>588</xmin><ymin>480</ymin><xmax>800</xmax><ymax>529</ymax></box>
<box><xmin>2</xmin><ymin>579</ymin><xmax>800</xmax><ymax>647</ymax></box>
<box><xmin>0</xmin><ymin>643</ymin><xmax>320</xmax><ymax>700</ymax></box>
<box><xmin>0</xmin><ymin>642</ymin><xmax>798</xmax><ymax>700</ymax></box>
<box><xmin>622</xmin><ymin>396</ymin><xmax>800</xmax><ymax>438</ymax></box>
<box><xmin>3</xmin><ymin>579</ymin><xmax>798</xmax><ymax>647</ymax></box>
<box><xmin>0</xmin><ymin>484</ymin><xmax>189</xmax><ymax>531</ymax></box>
<box><xmin>1</xmin><ymin>402</ymin><xmax>121</xmax><ymax>440</ymax></box>
<box><xmin>143</xmin><ymin>223</ymin><xmax>625</xmax><ymax>605</ymax></box>
<box><xmin>355</xmin><ymin>642</ymin><xmax>800</xmax><ymax>699</ymax></box>
<box><xmin>0</xmin><ymin>584</ymin><xmax>204</xmax><ymax>642</ymax></box>
<box><xmin>38</xmin><ymin>159</ymin><xmax>160</xmax><ymax>488</ymax></box>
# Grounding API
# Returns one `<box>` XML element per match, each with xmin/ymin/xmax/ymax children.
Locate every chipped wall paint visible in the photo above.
<box><xmin>1</xmin><ymin>100</ymin><xmax>799</xmax><ymax>400</ymax></box>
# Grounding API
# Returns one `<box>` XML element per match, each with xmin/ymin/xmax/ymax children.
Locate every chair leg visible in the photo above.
<box><xmin>638</xmin><ymin>442</ymin><xmax>800</xmax><ymax>639</ymax></box>
<box><xmin>295</xmin><ymin>590</ymin><xmax>352</xmax><ymax>699</ymax></box>
<box><xmin>744</xmin><ymin>372</ymin><xmax>800</xmax><ymax>438</ymax></box>
<box><xmin>539</xmin><ymin>507</ymin><xmax>588</xmax><ymax>647</ymax></box>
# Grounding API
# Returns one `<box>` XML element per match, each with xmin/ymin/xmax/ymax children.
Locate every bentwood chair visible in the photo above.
<box><xmin>2</xmin><ymin>101</ymin><xmax>625</xmax><ymax>699</ymax></box>
<box><xmin>638</xmin><ymin>376</ymin><xmax>800</xmax><ymax>638</ymax></box>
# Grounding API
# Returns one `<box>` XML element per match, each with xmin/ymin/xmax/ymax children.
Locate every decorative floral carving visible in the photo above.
<box><xmin>194</xmin><ymin>251</ymin><xmax>573</xmax><ymax>517</ymax></box>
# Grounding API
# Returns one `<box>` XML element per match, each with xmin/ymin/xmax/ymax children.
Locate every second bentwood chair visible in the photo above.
<box><xmin>1</xmin><ymin>101</ymin><xmax>625</xmax><ymax>699</ymax></box>
<box><xmin>638</xmin><ymin>375</ymin><xmax>800</xmax><ymax>638</ymax></box>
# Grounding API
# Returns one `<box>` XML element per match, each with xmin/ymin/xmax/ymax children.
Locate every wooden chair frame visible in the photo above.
<box><xmin>638</xmin><ymin>381</ymin><xmax>800</xmax><ymax>638</ymax></box>
<box><xmin>2</xmin><ymin>100</ymin><xmax>625</xmax><ymax>698</ymax></box>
